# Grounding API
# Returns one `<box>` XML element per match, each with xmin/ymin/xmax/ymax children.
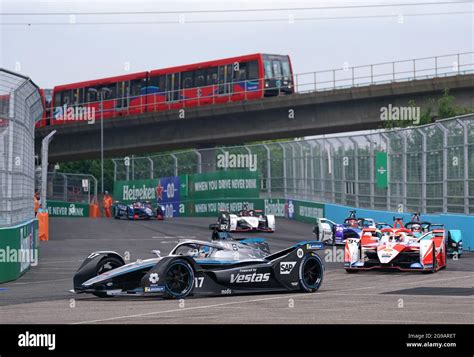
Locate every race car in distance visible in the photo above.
<box><xmin>209</xmin><ymin>208</ymin><xmax>276</xmax><ymax>233</ymax></box>
<box><xmin>113</xmin><ymin>201</ymin><xmax>165</xmax><ymax>220</ymax></box>
<box><xmin>384</xmin><ymin>213</ymin><xmax>462</xmax><ymax>257</ymax></box>
<box><xmin>402</xmin><ymin>213</ymin><xmax>463</xmax><ymax>257</ymax></box>
<box><xmin>72</xmin><ymin>235</ymin><xmax>325</xmax><ymax>299</ymax></box>
<box><xmin>313</xmin><ymin>210</ymin><xmax>376</xmax><ymax>245</ymax></box>
<box><xmin>344</xmin><ymin>226</ymin><xmax>447</xmax><ymax>273</ymax></box>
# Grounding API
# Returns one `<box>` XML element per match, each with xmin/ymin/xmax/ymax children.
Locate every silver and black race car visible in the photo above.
<box><xmin>72</xmin><ymin>235</ymin><xmax>324</xmax><ymax>299</ymax></box>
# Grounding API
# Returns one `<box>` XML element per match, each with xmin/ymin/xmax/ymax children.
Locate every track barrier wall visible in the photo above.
<box><xmin>51</xmin><ymin>168</ymin><xmax>473</xmax><ymax>251</ymax></box>
<box><xmin>0</xmin><ymin>219</ymin><xmax>39</xmax><ymax>283</ymax></box>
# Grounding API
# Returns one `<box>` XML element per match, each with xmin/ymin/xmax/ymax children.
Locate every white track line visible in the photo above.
<box><xmin>72</xmin><ymin>273</ymin><xmax>474</xmax><ymax>324</ymax></box>
<box><xmin>72</xmin><ymin>294</ymin><xmax>301</xmax><ymax>324</ymax></box>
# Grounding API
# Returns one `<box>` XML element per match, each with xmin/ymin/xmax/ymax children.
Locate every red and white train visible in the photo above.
<box><xmin>36</xmin><ymin>53</ymin><xmax>294</xmax><ymax>128</ymax></box>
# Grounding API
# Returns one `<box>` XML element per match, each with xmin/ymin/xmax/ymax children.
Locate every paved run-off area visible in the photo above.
<box><xmin>0</xmin><ymin>217</ymin><xmax>473</xmax><ymax>324</ymax></box>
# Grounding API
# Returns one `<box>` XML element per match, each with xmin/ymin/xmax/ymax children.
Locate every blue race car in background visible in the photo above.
<box><xmin>113</xmin><ymin>201</ymin><xmax>165</xmax><ymax>220</ymax></box>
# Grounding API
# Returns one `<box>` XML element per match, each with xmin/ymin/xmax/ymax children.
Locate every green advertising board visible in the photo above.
<box><xmin>180</xmin><ymin>198</ymin><xmax>264</xmax><ymax>217</ymax></box>
<box><xmin>375</xmin><ymin>151</ymin><xmax>388</xmax><ymax>189</ymax></box>
<box><xmin>289</xmin><ymin>199</ymin><xmax>325</xmax><ymax>223</ymax></box>
<box><xmin>114</xmin><ymin>179</ymin><xmax>159</xmax><ymax>203</ymax></box>
<box><xmin>48</xmin><ymin>201</ymin><xmax>90</xmax><ymax>217</ymax></box>
<box><xmin>0</xmin><ymin>219</ymin><xmax>39</xmax><ymax>283</ymax></box>
<box><xmin>263</xmin><ymin>198</ymin><xmax>287</xmax><ymax>217</ymax></box>
<box><xmin>188</xmin><ymin>170</ymin><xmax>259</xmax><ymax>199</ymax></box>
<box><xmin>179</xmin><ymin>175</ymin><xmax>188</xmax><ymax>198</ymax></box>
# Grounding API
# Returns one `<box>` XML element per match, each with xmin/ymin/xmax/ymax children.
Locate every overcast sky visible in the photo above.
<box><xmin>1</xmin><ymin>0</ymin><xmax>473</xmax><ymax>88</ymax></box>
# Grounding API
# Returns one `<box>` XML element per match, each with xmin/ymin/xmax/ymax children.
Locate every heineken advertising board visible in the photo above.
<box><xmin>188</xmin><ymin>170</ymin><xmax>259</xmax><ymax>199</ymax></box>
<box><xmin>263</xmin><ymin>198</ymin><xmax>287</xmax><ymax>217</ymax></box>
<box><xmin>114</xmin><ymin>170</ymin><xmax>259</xmax><ymax>205</ymax></box>
<box><xmin>48</xmin><ymin>201</ymin><xmax>90</xmax><ymax>217</ymax></box>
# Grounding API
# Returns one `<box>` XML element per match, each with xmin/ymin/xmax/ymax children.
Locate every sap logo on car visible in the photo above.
<box><xmin>148</xmin><ymin>273</ymin><xmax>159</xmax><ymax>284</ymax></box>
<box><xmin>221</xmin><ymin>288</ymin><xmax>232</xmax><ymax>295</ymax></box>
<box><xmin>280</xmin><ymin>261</ymin><xmax>296</xmax><ymax>274</ymax></box>
<box><xmin>230</xmin><ymin>272</ymin><xmax>270</xmax><ymax>283</ymax></box>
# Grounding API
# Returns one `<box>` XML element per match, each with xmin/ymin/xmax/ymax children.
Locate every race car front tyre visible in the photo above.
<box><xmin>92</xmin><ymin>257</ymin><xmax>125</xmax><ymax>298</ymax></box>
<box><xmin>163</xmin><ymin>260</ymin><xmax>195</xmax><ymax>299</ymax></box>
<box><xmin>299</xmin><ymin>254</ymin><xmax>324</xmax><ymax>293</ymax></box>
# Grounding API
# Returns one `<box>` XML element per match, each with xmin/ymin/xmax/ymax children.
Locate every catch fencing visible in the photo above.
<box><xmin>35</xmin><ymin>171</ymin><xmax>98</xmax><ymax>204</ymax></box>
<box><xmin>0</xmin><ymin>69</ymin><xmax>43</xmax><ymax>227</ymax></box>
<box><xmin>113</xmin><ymin>114</ymin><xmax>474</xmax><ymax>215</ymax></box>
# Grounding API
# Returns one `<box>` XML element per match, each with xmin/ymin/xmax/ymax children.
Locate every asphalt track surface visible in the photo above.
<box><xmin>0</xmin><ymin>217</ymin><xmax>473</xmax><ymax>324</ymax></box>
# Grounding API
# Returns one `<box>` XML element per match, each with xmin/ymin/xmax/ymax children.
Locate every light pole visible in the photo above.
<box><xmin>88</xmin><ymin>87</ymin><xmax>112</xmax><ymax>195</ymax></box>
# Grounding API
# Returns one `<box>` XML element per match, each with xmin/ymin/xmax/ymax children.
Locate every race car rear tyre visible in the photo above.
<box><xmin>299</xmin><ymin>254</ymin><xmax>324</xmax><ymax>293</ymax></box>
<box><xmin>163</xmin><ymin>260</ymin><xmax>195</xmax><ymax>299</ymax></box>
<box><xmin>92</xmin><ymin>257</ymin><xmax>124</xmax><ymax>298</ymax></box>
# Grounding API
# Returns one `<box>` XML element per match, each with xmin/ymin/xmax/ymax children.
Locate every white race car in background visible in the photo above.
<box><xmin>210</xmin><ymin>209</ymin><xmax>275</xmax><ymax>233</ymax></box>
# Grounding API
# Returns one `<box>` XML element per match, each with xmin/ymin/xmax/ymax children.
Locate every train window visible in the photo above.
<box><xmin>102</xmin><ymin>85</ymin><xmax>116</xmax><ymax>99</ymax></box>
<box><xmin>85</xmin><ymin>87</ymin><xmax>97</xmax><ymax>102</ymax></box>
<box><xmin>234</xmin><ymin>62</ymin><xmax>247</xmax><ymax>82</ymax></box>
<box><xmin>195</xmin><ymin>69</ymin><xmax>206</xmax><ymax>87</ymax></box>
<box><xmin>150</xmin><ymin>75</ymin><xmax>166</xmax><ymax>93</ymax></box>
<box><xmin>281</xmin><ymin>59</ymin><xmax>291</xmax><ymax>77</ymax></box>
<box><xmin>248</xmin><ymin>61</ymin><xmax>259</xmax><ymax>80</ymax></box>
<box><xmin>72</xmin><ymin>88</ymin><xmax>84</xmax><ymax>105</ymax></box>
<box><xmin>130</xmin><ymin>79</ymin><xmax>143</xmax><ymax>97</ymax></box>
<box><xmin>62</xmin><ymin>90</ymin><xmax>72</xmax><ymax>106</ymax></box>
<box><xmin>182</xmin><ymin>71</ymin><xmax>194</xmax><ymax>89</ymax></box>
<box><xmin>264</xmin><ymin>60</ymin><xmax>272</xmax><ymax>79</ymax></box>
<box><xmin>272</xmin><ymin>60</ymin><xmax>282</xmax><ymax>79</ymax></box>
<box><xmin>54</xmin><ymin>92</ymin><xmax>61</xmax><ymax>106</ymax></box>
<box><xmin>206</xmin><ymin>67</ymin><xmax>218</xmax><ymax>85</ymax></box>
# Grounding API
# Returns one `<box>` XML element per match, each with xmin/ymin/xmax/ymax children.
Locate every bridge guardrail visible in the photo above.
<box><xmin>39</xmin><ymin>52</ymin><xmax>473</xmax><ymax>123</ymax></box>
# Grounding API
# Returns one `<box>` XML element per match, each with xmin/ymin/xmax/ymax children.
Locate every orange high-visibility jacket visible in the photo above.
<box><xmin>103</xmin><ymin>195</ymin><xmax>113</xmax><ymax>209</ymax></box>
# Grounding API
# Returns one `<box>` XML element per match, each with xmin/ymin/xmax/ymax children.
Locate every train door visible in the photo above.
<box><xmin>166</xmin><ymin>73</ymin><xmax>180</xmax><ymax>102</ymax></box>
<box><xmin>218</xmin><ymin>64</ymin><xmax>233</xmax><ymax>96</ymax></box>
<box><xmin>116</xmin><ymin>81</ymin><xmax>130</xmax><ymax>111</ymax></box>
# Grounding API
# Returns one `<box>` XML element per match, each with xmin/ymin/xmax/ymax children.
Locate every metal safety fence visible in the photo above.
<box><xmin>113</xmin><ymin>113</ymin><xmax>474</xmax><ymax>215</ymax></box>
<box><xmin>35</xmin><ymin>171</ymin><xmax>98</xmax><ymax>204</ymax></box>
<box><xmin>0</xmin><ymin>69</ymin><xmax>43</xmax><ymax>227</ymax></box>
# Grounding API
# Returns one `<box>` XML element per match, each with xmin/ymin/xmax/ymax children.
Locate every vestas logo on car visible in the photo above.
<box><xmin>230</xmin><ymin>272</ymin><xmax>270</xmax><ymax>283</ymax></box>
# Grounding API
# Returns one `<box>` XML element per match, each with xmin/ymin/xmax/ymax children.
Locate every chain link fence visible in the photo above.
<box><xmin>0</xmin><ymin>69</ymin><xmax>43</xmax><ymax>227</ymax></box>
<box><xmin>113</xmin><ymin>114</ymin><xmax>474</xmax><ymax>215</ymax></box>
<box><xmin>35</xmin><ymin>171</ymin><xmax>98</xmax><ymax>204</ymax></box>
